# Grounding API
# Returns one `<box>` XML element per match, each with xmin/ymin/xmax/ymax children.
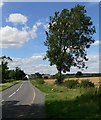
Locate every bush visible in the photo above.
<box><xmin>63</xmin><ymin>80</ymin><xmax>79</xmax><ymax>89</ymax></box>
<box><xmin>55</xmin><ymin>75</ymin><xmax>64</xmax><ymax>84</ymax></box>
<box><xmin>55</xmin><ymin>79</ymin><xmax>63</xmax><ymax>85</ymax></box>
<box><xmin>80</xmin><ymin>80</ymin><xmax>95</xmax><ymax>88</ymax></box>
<box><xmin>35</xmin><ymin>78</ymin><xmax>45</xmax><ymax>84</ymax></box>
<box><xmin>5</xmin><ymin>79</ymin><xmax>15</xmax><ymax>83</ymax></box>
<box><xmin>76</xmin><ymin>71</ymin><xmax>83</xmax><ymax>77</ymax></box>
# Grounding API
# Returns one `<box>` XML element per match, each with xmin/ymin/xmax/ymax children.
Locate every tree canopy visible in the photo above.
<box><xmin>0</xmin><ymin>56</ymin><xmax>12</xmax><ymax>82</ymax></box>
<box><xmin>44</xmin><ymin>5</ymin><xmax>96</xmax><ymax>83</ymax></box>
<box><xmin>0</xmin><ymin>56</ymin><xmax>26</xmax><ymax>82</ymax></box>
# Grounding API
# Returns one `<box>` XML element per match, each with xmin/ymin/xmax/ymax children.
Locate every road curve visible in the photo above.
<box><xmin>0</xmin><ymin>80</ymin><xmax>46</xmax><ymax>119</ymax></box>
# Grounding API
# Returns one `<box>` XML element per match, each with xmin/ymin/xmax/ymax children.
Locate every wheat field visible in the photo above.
<box><xmin>44</xmin><ymin>77</ymin><xmax>101</xmax><ymax>87</ymax></box>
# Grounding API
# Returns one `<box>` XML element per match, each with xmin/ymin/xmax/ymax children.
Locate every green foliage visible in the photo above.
<box><xmin>31</xmin><ymin>80</ymin><xmax>100</xmax><ymax>119</ymax></box>
<box><xmin>46</xmin><ymin>88</ymin><xmax>100</xmax><ymax>119</ymax></box>
<box><xmin>55</xmin><ymin>73</ymin><xmax>64</xmax><ymax>84</ymax></box>
<box><xmin>62</xmin><ymin>79</ymin><xmax>95</xmax><ymax>89</ymax></box>
<box><xmin>0</xmin><ymin>80</ymin><xmax>20</xmax><ymax>91</ymax></box>
<box><xmin>0</xmin><ymin>55</ymin><xmax>26</xmax><ymax>82</ymax></box>
<box><xmin>44</xmin><ymin>5</ymin><xmax>96</xmax><ymax>83</ymax></box>
<box><xmin>0</xmin><ymin>56</ymin><xmax>12</xmax><ymax>82</ymax></box>
<box><xmin>5</xmin><ymin>79</ymin><xmax>15</xmax><ymax>83</ymax></box>
<box><xmin>80</xmin><ymin>80</ymin><xmax>95</xmax><ymax>88</ymax></box>
<box><xmin>63</xmin><ymin>80</ymin><xmax>79</xmax><ymax>89</ymax></box>
<box><xmin>35</xmin><ymin>78</ymin><xmax>45</xmax><ymax>84</ymax></box>
<box><xmin>7</xmin><ymin>67</ymin><xmax>26</xmax><ymax>81</ymax></box>
<box><xmin>8</xmin><ymin>70</ymin><xmax>16</xmax><ymax>79</ymax></box>
<box><xmin>55</xmin><ymin>79</ymin><xmax>62</xmax><ymax>85</ymax></box>
<box><xmin>0</xmin><ymin>56</ymin><xmax>27</xmax><ymax>82</ymax></box>
<box><xmin>2</xmin><ymin>66</ymin><xmax>26</xmax><ymax>81</ymax></box>
<box><xmin>31</xmin><ymin>80</ymin><xmax>52</xmax><ymax>93</ymax></box>
<box><xmin>76</xmin><ymin>71</ymin><xmax>83</xmax><ymax>77</ymax></box>
<box><xmin>35</xmin><ymin>72</ymin><xmax>42</xmax><ymax>78</ymax></box>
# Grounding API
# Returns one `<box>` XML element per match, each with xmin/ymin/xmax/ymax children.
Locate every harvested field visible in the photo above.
<box><xmin>65</xmin><ymin>77</ymin><xmax>101</xmax><ymax>86</ymax></box>
<box><xmin>44</xmin><ymin>77</ymin><xmax>101</xmax><ymax>86</ymax></box>
<box><xmin>44</xmin><ymin>79</ymin><xmax>56</xmax><ymax>85</ymax></box>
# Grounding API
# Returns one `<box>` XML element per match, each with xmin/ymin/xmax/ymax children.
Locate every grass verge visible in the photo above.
<box><xmin>0</xmin><ymin>80</ymin><xmax>21</xmax><ymax>92</ymax></box>
<box><xmin>31</xmin><ymin>79</ymin><xmax>101</xmax><ymax>119</ymax></box>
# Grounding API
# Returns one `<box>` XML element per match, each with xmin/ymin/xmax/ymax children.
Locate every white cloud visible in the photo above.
<box><xmin>0</xmin><ymin>1</ymin><xmax>4</xmax><ymax>8</ymax></box>
<box><xmin>71</xmin><ymin>54</ymin><xmax>99</xmax><ymax>73</ymax></box>
<box><xmin>24</xmin><ymin>65</ymin><xmax>57</xmax><ymax>75</ymax></box>
<box><xmin>7</xmin><ymin>13</ymin><xmax>28</xmax><ymax>24</ymax></box>
<box><xmin>92</xmin><ymin>40</ymin><xmax>101</xmax><ymax>46</ymax></box>
<box><xmin>30</xmin><ymin>25</ymin><xmax>38</xmax><ymax>39</ymax></box>
<box><xmin>1</xmin><ymin>15</ymin><xmax>49</xmax><ymax>48</ymax></box>
<box><xmin>7</xmin><ymin>53</ymin><xmax>99</xmax><ymax>75</ymax></box>
<box><xmin>8</xmin><ymin>55</ymin><xmax>57</xmax><ymax>75</ymax></box>
<box><xmin>0</xmin><ymin>25</ymin><xmax>37</xmax><ymax>48</ymax></box>
<box><xmin>43</xmin><ymin>23</ymin><xmax>49</xmax><ymax>31</ymax></box>
<box><xmin>86</xmin><ymin>55</ymin><xmax>99</xmax><ymax>73</ymax></box>
<box><xmin>9</xmin><ymin>55</ymin><xmax>44</xmax><ymax>66</ymax></box>
<box><xmin>0</xmin><ymin>19</ymin><xmax>47</xmax><ymax>48</ymax></box>
<box><xmin>35</xmin><ymin>21</ymin><xmax>49</xmax><ymax>31</ymax></box>
<box><xmin>36</xmin><ymin>21</ymin><xmax>43</xmax><ymax>27</ymax></box>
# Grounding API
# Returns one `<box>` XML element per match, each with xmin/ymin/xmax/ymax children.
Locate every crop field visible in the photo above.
<box><xmin>44</xmin><ymin>77</ymin><xmax>101</xmax><ymax>87</ymax></box>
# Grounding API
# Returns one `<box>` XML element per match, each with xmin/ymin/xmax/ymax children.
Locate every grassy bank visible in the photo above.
<box><xmin>0</xmin><ymin>80</ymin><xmax>21</xmax><ymax>91</ymax></box>
<box><xmin>31</xmin><ymin>79</ymin><xmax>101</xmax><ymax>119</ymax></box>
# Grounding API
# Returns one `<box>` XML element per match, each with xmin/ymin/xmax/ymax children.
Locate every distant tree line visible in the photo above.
<box><xmin>51</xmin><ymin>71</ymin><xmax>101</xmax><ymax>79</ymax></box>
<box><xmin>0</xmin><ymin>56</ymin><xmax>26</xmax><ymax>83</ymax></box>
<box><xmin>30</xmin><ymin>72</ymin><xmax>50</xmax><ymax>79</ymax></box>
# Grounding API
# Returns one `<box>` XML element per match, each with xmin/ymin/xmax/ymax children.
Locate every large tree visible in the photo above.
<box><xmin>0</xmin><ymin>56</ymin><xmax>12</xmax><ymax>82</ymax></box>
<box><xmin>44</xmin><ymin>5</ymin><xmax>96</xmax><ymax>83</ymax></box>
<box><xmin>15</xmin><ymin>67</ymin><xmax>26</xmax><ymax>80</ymax></box>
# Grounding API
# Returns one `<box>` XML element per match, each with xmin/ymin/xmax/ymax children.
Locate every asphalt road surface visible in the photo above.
<box><xmin>0</xmin><ymin>80</ymin><xmax>46</xmax><ymax>119</ymax></box>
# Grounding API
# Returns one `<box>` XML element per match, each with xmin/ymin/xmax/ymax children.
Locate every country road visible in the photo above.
<box><xmin>0</xmin><ymin>80</ymin><xmax>46</xmax><ymax>119</ymax></box>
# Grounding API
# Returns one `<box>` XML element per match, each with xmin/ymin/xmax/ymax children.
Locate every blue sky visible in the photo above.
<box><xmin>0</xmin><ymin>2</ymin><xmax>99</xmax><ymax>74</ymax></box>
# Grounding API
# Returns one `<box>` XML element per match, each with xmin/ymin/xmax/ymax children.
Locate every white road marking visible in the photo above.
<box><xmin>8</xmin><ymin>83</ymin><xmax>23</xmax><ymax>98</ymax></box>
<box><xmin>8</xmin><ymin>92</ymin><xmax>16</xmax><ymax>98</ymax></box>
<box><xmin>33</xmin><ymin>89</ymin><xmax>35</xmax><ymax>102</ymax></box>
<box><xmin>17</xmin><ymin>83</ymin><xmax>23</xmax><ymax>91</ymax></box>
<box><xmin>19</xmin><ymin>83</ymin><xmax>23</xmax><ymax>89</ymax></box>
<box><xmin>0</xmin><ymin>99</ymin><xmax>4</xmax><ymax>103</ymax></box>
<box><xmin>30</xmin><ymin>88</ymin><xmax>36</xmax><ymax>105</ymax></box>
<box><xmin>16</xmin><ymin>88</ymin><xmax>20</xmax><ymax>92</ymax></box>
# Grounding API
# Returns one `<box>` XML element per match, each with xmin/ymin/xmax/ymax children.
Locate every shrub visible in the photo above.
<box><xmin>55</xmin><ymin>74</ymin><xmax>65</xmax><ymax>84</ymax></box>
<box><xmin>76</xmin><ymin>71</ymin><xmax>83</xmax><ymax>77</ymax></box>
<box><xmin>36</xmin><ymin>78</ymin><xmax>45</xmax><ymax>84</ymax></box>
<box><xmin>80</xmin><ymin>80</ymin><xmax>95</xmax><ymax>88</ymax></box>
<box><xmin>5</xmin><ymin>79</ymin><xmax>15</xmax><ymax>83</ymax></box>
<box><xmin>55</xmin><ymin>79</ymin><xmax>63</xmax><ymax>85</ymax></box>
<box><xmin>63</xmin><ymin>80</ymin><xmax>79</xmax><ymax>89</ymax></box>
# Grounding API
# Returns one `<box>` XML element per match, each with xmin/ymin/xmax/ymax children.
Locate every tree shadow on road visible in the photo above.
<box><xmin>2</xmin><ymin>100</ymin><xmax>46</xmax><ymax>119</ymax></box>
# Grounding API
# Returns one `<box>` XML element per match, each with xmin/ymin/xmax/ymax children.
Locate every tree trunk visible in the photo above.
<box><xmin>58</xmin><ymin>67</ymin><xmax>62</xmax><ymax>84</ymax></box>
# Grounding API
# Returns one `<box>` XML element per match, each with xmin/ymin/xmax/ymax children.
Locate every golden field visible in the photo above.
<box><xmin>44</xmin><ymin>77</ymin><xmax>101</xmax><ymax>87</ymax></box>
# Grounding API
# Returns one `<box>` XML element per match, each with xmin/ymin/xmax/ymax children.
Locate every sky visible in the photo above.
<box><xmin>0</xmin><ymin>1</ymin><xmax>100</xmax><ymax>75</ymax></box>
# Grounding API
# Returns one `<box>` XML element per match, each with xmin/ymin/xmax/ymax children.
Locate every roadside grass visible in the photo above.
<box><xmin>46</xmin><ymin>89</ymin><xmax>101</xmax><ymax>119</ymax></box>
<box><xmin>0</xmin><ymin>80</ymin><xmax>21</xmax><ymax>91</ymax></box>
<box><xmin>31</xmin><ymin>79</ymin><xmax>101</xmax><ymax>119</ymax></box>
<box><xmin>31</xmin><ymin>79</ymin><xmax>68</xmax><ymax>93</ymax></box>
<box><xmin>31</xmin><ymin>79</ymin><xmax>52</xmax><ymax>93</ymax></box>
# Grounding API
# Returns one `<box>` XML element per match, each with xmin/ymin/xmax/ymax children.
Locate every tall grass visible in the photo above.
<box><xmin>0</xmin><ymin>80</ymin><xmax>21</xmax><ymax>91</ymax></box>
<box><xmin>31</xmin><ymin>79</ymin><xmax>101</xmax><ymax>119</ymax></box>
